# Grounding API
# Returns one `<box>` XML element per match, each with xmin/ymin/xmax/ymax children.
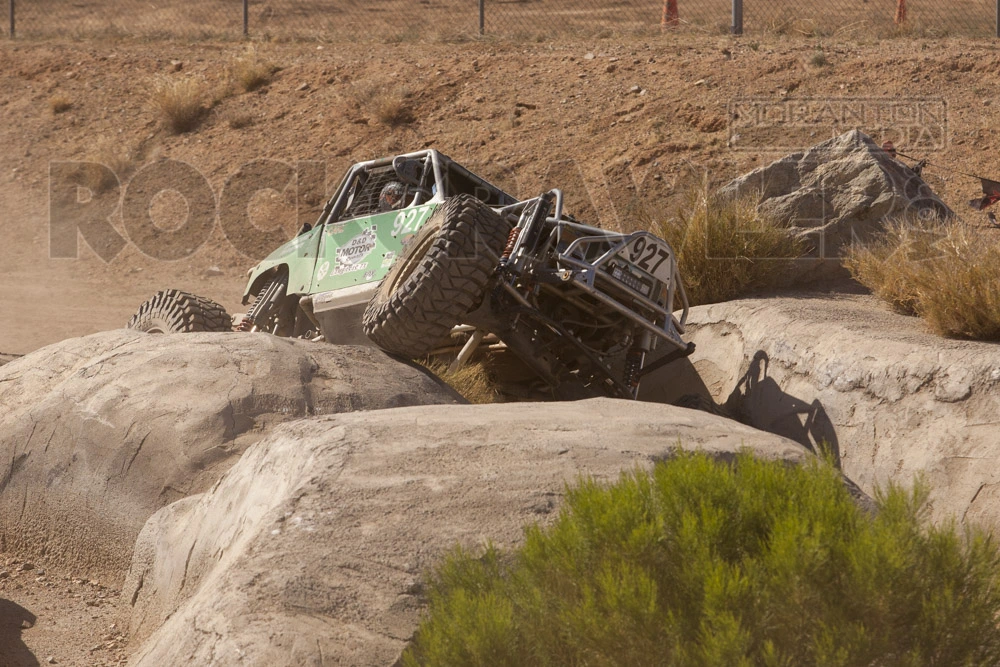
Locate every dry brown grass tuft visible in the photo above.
<box><xmin>847</xmin><ymin>217</ymin><xmax>1000</xmax><ymax>340</ymax></box>
<box><xmin>810</xmin><ymin>50</ymin><xmax>829</xmax><ymax>67</ymax></box>
<box><xmin>49</xmin><ymin>95</ymin><xmax>73</xmax><ymax>114</ymax></box>
<box><xmin>150</xmin><ymin>76</ymin><xmax>207</xmax><ymax>134</ymax></box>
<box><xmin>227</xmin><ymin>47</ymin><xmax>277</xmax><ymax>93</ymax></box>
<box><xmin>79</xmin><ymin>136</ymin><xmax>135</xmax><ymax>194</ymax></box>
<box><xmin>646</xmin><ymin>188</ymin><xmax>806</xmax><ymax>306</ymax></box>
<box><xmin>421</xmin><ymin>360</ymin><xmax>501</xmax><ymax>404</ymax></box>
<box><xmin>372</xmin><ymin>88</ymin><xmax>414</xmax><ymax>126</ymax></box>
<box><xmin>226</xmin><ymin>111</ymin><xmax>255</xmax><ymax>130</ymax></box>
<box><xmin>349</xmin><ymin>81</ymin><xmax>414</xmax><ymax>127</ymax></box>
<box><xmin>844</xmin><ymin>216</ymin><xmax>934</xmax><ymax>315</ymax></box>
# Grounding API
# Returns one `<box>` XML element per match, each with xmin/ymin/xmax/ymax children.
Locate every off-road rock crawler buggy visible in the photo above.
<box><xmin>128</xmin><ymin>150</ymin><xmax>693</xmax><ymax>399</ymax></box>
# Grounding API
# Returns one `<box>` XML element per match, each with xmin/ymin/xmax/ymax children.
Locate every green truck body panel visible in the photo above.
<box><xmin>243</xmin><ymin>203</ymin><xmax>440</xmax><ymax>301</ymax></box>
<box><xmin>310</xmin><ymin>202</ymin><xmax>439</xmax><ymax>293</ymax></box>
<box><xmin>250</xmin><ymin>224</ymin><xmax>323</xmax><ymax>296</ymax></box>
<box><xmin>214</xmin><ymin>148</ymin><xmax>693</xmax><ymax>400</ymax></box>
<box><xmin>242</xmin><ymin>149</ymin><xmax>515</xmax><ymax>305</ymax></box>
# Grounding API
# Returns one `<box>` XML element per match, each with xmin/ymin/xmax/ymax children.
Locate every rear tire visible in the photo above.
<box><xmin>362</xmin><ymin>195</ymin><xmax>509</xmax><ymax>357</ymax></box>
<box><xmin>127</xmin><ymin>289</ymin><xmax>232</xmax><ymax>333</ymax></box>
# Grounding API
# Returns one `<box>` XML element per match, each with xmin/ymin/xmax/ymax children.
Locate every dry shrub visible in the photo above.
<box><xmin>227</xmin><ymin>47</ymin><xmax>277</xmax><ymax>93</ymax></box>
<box><xmin>421</xmin><ymin>360</ymin><xmax>500</xmax><ymax>405</ymax></box>
<box><xmin>372</xmin><ymin>88</ymin><xmax>414</xmax><ymax>126</ymax></box>
<box><xmin>647</xmin><ymin>189</ymin><xmax>805</xmax><ymax>306</ymax></box>
<box><xmin>226</xmin><ymin>111</ymin><xmax>255</xmax><ymax>129</ymax></box>
<box><xmin>349</xmin><ymin>81</ymin><xmax>414</xmax><ymax>127</ymax></box>
<box><xmin>766</xmin><ymin>11</ymin><xmax>828</xmax><ymax>36</ymax></box>
<box><xmin>847</xmin><ymin>217</ymin><xmax>1000</xmax><ymax>340</ymax></box>
<box><xmin>885</xmin><ymin>19</ymin><xmax>950</xmax><ymax>39</ymax></box>
<box><xmin>430</xmin><ymin>29</ymin><xmax>473</xmax><ymax>44</ymax></box>
<box><xmin>49</xmin><ymin>95</ymin><xmax>73</xmax><ymax>114</ymax></box>
<box><xmin>844</xmin><ymin>216</ymin><xmax>934</xmax><ymax>315</ymax></box>
<box><xmin>78</xmin><ymin>135</ymin><xmax>135</xmax><ymax>194</ymax></box>
<box><xmin>150</xmin><ymin>76</ymin><xmax>207</xmax><ymax>134</ymax></box>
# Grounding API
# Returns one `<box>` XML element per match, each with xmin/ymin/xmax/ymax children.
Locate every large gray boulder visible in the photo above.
<box><xmin>647</xmin><ymin>294</ymin><xmax>1000</xmax><ymax>529</ymax></box>
<box><xmin>123</xmin><ymin>399</ymin><xmax>809</xmax><ymax>667</ymax></box>
<box><xmin>720</xmin><ymin>130</ymin><xmax>952</xmax><ymax>270</ymax></box>
<box><xmin>0</xmin><ymin>330</ymin><xmax>459</xmax><ymax>582</ymax></box>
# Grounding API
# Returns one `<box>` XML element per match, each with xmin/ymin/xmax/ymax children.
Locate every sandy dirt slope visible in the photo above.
<box><xmin>2</xmin><ymin>34</ymin><xmax>1000</xmax><ymax>354</ymax></box>
<box><xmin>0</xmin><ymin>556</ymin><xmax>126</xmax><ymax>667</ymax></box>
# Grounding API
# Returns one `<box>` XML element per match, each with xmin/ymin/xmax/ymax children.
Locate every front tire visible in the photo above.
<box><xmin>127</xmin><ymin>289</ymin><xmax>232</xmax><ymax>333</ymax></box>
<box><xmin>362</xmin><ymin>195</ymin><xmax>509</xmax><ymax>357</ymax></box>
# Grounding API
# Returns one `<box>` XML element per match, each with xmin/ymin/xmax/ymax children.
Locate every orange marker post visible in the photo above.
<box><xmin>661</xmin><ymin>0</ymin><xmax>679</xmax><ymax>30</ymax></box>
<box><xmin>895</xmin><ymin>0</ymin><xmax>907</xmax><ymax>25</ymax></box>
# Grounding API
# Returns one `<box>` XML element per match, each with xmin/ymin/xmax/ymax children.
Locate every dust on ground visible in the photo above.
<box><xmin>0</xmin><ymin>557</ymin><xmax>125</xmax><ymax>667</ymax></box>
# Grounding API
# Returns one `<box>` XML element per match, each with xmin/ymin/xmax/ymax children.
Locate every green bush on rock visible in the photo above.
<box><xmin>403</xmin><ymin>452</ymin><xmax>1000</xmax><ymax>667</ymax></box>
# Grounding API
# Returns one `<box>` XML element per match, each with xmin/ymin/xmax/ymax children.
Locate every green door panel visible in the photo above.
<box><xmin>310</xmin><ymin>202</ymin><xmax>440</xmax><ymax>293</ymax></box>
<box><xmin>242</xmin><ymin>224</ymin><xmax>323</xmax><ymax>299</ymax></box>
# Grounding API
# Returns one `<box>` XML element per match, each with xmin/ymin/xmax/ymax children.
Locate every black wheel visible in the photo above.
<box><xmin>362</xmin><ymin>195</ymin><xmax>509</xmax><ymax>357</ymax></box>
<box><xmin>127</xmin><ymin>289</ymin><xmax>232</xmax><ymax>333</ymax></box>
<box><xmin>242</xmin><ymin>270</ymin><xmax>294</xmax><ymax>335</ymax></box>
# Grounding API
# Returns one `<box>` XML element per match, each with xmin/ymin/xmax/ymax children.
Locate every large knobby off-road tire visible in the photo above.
<box><xmin>127</xmin><ymin>289</ymin><xmax>232</xmax><ymax>333</ymax></box>
<box><xmin>362</xmin><ymin>194</ymin><xmax>509</xmax><ymax>357</ymax></box>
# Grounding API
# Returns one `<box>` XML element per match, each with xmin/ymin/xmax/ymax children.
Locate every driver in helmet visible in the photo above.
<box><xmin>379</xmin><ymin>181</ymin><xmax>407</xmax><ymax>212</ymax></box>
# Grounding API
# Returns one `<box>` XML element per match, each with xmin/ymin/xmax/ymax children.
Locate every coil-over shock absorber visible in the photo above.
<box><xmin>498</xmin><ymin>192</ymin><xmax>553</xmax><ymax>272</ymax></box>
<box><xmin>497</xmin><ymin>227</ymin><xmax>521</xmax><ymax>269</ymax></box>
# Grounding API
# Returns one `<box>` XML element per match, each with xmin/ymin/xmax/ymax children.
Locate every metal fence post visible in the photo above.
<box><xmin>731</xmin><ymin>0</ymin><xmax>743</xmax><ymax>34</ymax></box>
<box><xmin>9</xmin><ymin>0</ymin><xmax>14</xmax><ymax>39</ymax></box>
<box><xmin>243</xmin><ymin>0</ymin><xmax>249</xmax><ymax>36</ymax></box>
<box><xmin>479</xmin><ymin>0</ymin><xmax>484</xmax><ymax>36</ymax></box>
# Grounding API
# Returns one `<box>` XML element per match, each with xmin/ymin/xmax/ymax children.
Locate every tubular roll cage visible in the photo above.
<box><xmin>318</xmin><ymin>149</ymin><xmax>517</xmax><ymax>226</ymax></box>
<box><xmin>494</xmin><ymin>189</ymin><xmax>690</xmax><ymax>354</ymax></box>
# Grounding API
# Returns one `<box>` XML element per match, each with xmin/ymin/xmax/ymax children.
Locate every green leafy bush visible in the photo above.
<box><xmin>403</xmin><ymin>452</ymin><xmax>1000</xmax><ymax>667</ymax></box>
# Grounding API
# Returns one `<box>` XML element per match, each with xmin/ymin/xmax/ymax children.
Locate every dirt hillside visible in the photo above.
<box><xmin>2</xmin><ymin>34</ymin><xmax>1000</xmax><ymax>355</ymax></box>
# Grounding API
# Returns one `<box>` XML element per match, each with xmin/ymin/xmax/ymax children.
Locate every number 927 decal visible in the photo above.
<box><xmin>621</xmin><ymin>235</ymin><xmax>673</xmax><ymax>283</ymax></box>
<box><xmin>391</xmin><ymin>205</ymin><xmax>434</xmax><ymax>238</ymax></box>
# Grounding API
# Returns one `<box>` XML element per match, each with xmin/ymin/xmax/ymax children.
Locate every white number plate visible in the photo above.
<box><xmin>616</xmin><ymin>235</ymin><xmax>673</xmax><ymax>284</ymax></box>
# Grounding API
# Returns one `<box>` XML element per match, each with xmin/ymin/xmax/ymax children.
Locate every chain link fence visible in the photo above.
<box><xmin>738</xmin><ymin>0</ymin><xmax>996</xmax><ymax>38</ymax></box>
<box><xmin>2</xmin><ymin>0</ymin><xmax>997</xmax><ymax>40</ymax></box>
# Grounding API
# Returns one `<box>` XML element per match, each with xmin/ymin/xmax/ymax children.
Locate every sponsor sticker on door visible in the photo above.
<box><xmin>331</xmin><ymin>228</ymin><xmax>377</xmax><ymax>276</ymax></box>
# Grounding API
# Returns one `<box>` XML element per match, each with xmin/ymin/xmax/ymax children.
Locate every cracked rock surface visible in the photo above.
<box><xmin>647</xmin><ymin>293</ymin><xmax>1000</xmax><ymax>528</ymax></box>
<box><xmin>122</xmin><ymin>398</ymin><xmax>807</xmax><ymax>666</ymax></box>
<box><xmin>0</xmin><ymin>330</ymin><xmax>460</xmax><ymax>586</ymax></box>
